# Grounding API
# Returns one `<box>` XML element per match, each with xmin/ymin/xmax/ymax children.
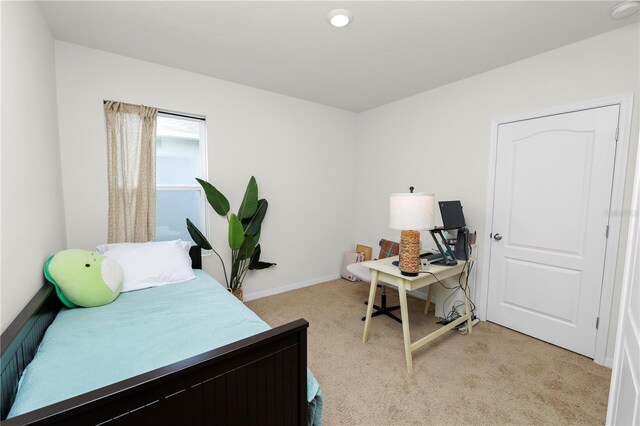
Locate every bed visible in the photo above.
<box><xmin>1</xmin><ymin>246</ymin><xmax>321</xmax><ymax>425</ymax></box>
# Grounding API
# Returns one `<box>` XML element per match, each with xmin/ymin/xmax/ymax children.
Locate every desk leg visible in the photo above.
<box><xmin>462</xmin><ymin>263</ymin><xmax>473</xmax><ymax>334</ymax></box>
<box><xmin>398</xmin><ymin>281</ymin><xmax>413</xmax><ymax>374</ymax></box>
<box><xmin>424</xmin><ymin>285</ymin><xmax>433</xmax><ymax>316</ymax></box>
<box><xmin>362</xmin><ymin>270</ymin><xmax>379</xmax><ymax>343</ymax></box>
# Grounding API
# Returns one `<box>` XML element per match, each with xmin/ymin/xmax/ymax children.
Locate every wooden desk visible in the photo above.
<box><xmin>361</xmin><ymin>255</ymin><xmax>475</xmax><ymax>373</ymax></box>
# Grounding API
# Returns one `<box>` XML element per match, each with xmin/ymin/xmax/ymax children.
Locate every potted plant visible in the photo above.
<box><xmin>186</xmin><ymin>176</ymin><xmax>275</xmax><ymax>301</ymax></box>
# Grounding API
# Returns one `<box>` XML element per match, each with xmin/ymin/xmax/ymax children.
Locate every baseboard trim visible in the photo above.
<box><xmin>603</xmin><ymin>356</ymin><xmax>613</xmax><ymax>368</ymax></box>
<box><xmin>408</xmin><ymin>289</ymin><xmax>427</xmax><ymax>301</ymax></box>
<box><xmin>243</xmin><ymin>274</ymin><xmax>341</xmax><ymax>302</ymax></box>
<box><xmin>243</xmin><ymin>275</ymin><xmax>428</xmax><ymax>302</ymax></box>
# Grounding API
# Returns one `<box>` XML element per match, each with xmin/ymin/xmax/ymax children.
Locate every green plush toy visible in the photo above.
<box><xmin>44</xmin><ymin>249</ymin><xmax>123</xmax><ymax>308</ymax></box>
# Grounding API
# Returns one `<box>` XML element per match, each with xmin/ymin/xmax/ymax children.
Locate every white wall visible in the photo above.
<box><xmin>54</xmin><ymin>42</ymin><xmax>357</xmax><ymax>299</ymax></box>
<box><xmin>355</xmin><ymin>23</ymin><xmax>640</xmax><ymax>361</ymax></box>
<box><xmin>0</xmin><ymin>2</ymin><xmax>67</xmax><ymax>332</ymax></box>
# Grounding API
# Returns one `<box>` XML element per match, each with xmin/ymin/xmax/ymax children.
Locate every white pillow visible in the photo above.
<box><xmin>97</xmin><ymin>240</ymin><xmax>195</xmax><ymax>292</ymax></box>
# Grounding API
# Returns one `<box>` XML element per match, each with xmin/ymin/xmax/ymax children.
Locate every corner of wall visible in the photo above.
<box><xmin>1</xmin><ymin>1</ymin><xmax>67</xmax><ymax>332</ymax></box>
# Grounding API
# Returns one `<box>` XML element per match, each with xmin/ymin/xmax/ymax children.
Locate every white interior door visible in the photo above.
<box><xmin>606</xmin><ymin>137</ymin><xmax>640</xmax><ymax>426</ymax></box>
<box><xmin>487</xmin><ymin>105</ymin><xmax>620</xmax><ymax>357</ymax></box>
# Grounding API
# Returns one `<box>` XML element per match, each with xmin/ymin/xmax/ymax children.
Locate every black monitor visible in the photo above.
<box><xmin>439</xmin><ymin>200</ymin><xmax>466</xmax><ymax>230</ymax></box>
<box><xmin>428</xmin><ymin>200</ymin><xmax>468</xmax><ymax>266</ymax></box>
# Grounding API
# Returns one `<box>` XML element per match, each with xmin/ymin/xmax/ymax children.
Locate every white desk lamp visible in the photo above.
<box><xmin>389</xmin><ymin>188</ymin><xmax>435</xmax><ymax>276</ymax></box>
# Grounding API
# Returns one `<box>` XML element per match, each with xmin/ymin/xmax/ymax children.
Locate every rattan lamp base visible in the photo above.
<box><xmin>399</xmin><ymin>230</ymin><xmax>420</xmax><ymax>276</ymax></box>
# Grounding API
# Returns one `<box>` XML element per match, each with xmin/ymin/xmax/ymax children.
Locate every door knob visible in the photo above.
<box><xmin>494</xmin><ymin>233</ymin><xmax>502</xmax><ymax>240</ymax></box>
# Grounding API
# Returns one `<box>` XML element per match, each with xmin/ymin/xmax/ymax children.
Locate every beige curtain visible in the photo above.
<box><xmin>104</xmin><ymin>101</ymin><xmax>158</xmax><ymax>243</ymax></box>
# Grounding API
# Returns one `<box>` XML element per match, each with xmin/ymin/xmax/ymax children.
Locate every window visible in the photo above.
<box><xmin>155</xmin><ymin>113</ymin><xmax>207</xmax><ymax>242</ymax></box>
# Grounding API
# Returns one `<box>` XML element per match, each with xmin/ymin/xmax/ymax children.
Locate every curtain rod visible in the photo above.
<box><xmin>102</xmin><ymin>100</ymin><xmax>205</xmax><ymax>121</ymax></box>
<box><xmin>158</xmin><ymin>111</ymin><xmax>206</xmax><ymax>121</ymax></box>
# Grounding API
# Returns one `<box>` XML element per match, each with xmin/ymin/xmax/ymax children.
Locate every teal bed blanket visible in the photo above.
<box><xmin>8</xmin><ymin>270</ymin><xmax>322</xmax><ymax>424</ymax></box>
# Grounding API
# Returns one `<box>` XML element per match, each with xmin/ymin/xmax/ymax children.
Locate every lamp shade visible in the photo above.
<box><xmin>389</xmin><ymin>192</ymin><xmax>435</xmax><ymax>230</ymax></box>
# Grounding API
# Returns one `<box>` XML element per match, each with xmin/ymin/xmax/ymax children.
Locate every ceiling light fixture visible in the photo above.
<box><xmin>327</xmin><ymin>9</ymin><xmax>352</xmax><ymax>28</ymax></box>
<box><xmin>610</xmin><ymin>0</ymin><xmax>640</xmax><ymax>19</ymax></box>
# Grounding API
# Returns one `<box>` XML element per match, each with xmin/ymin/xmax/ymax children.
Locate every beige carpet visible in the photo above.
<box><xmin>247</xmin><ymin>278</ymin><xmax>611</xmax><ymax>426</ymax></box>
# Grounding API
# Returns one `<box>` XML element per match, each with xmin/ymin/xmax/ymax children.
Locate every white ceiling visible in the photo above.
<box><xmin>39</xmin><ymin>1</ymin><xmax>638</xmax><ymax>112</ymax></box>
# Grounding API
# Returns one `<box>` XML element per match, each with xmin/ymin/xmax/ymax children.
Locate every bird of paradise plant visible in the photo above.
<box><xmin>186</xmin><ymin>176</ymin><xmax>275</xmax><ymax>299</ymax></box>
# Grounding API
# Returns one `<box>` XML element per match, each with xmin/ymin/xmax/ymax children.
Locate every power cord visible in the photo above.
<box><xmin>421</xmin><ymin>252</ymin><xmax>477</xmax><ymax>326</ymax></box>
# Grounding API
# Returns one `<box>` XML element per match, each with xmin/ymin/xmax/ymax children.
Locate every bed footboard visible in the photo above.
<box><xmin>3</xmin><ymin>318</ymin><xmax>308</xmax><ymax>425</ymax></box>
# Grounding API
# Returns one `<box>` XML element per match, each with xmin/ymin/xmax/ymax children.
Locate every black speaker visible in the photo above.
<box><xmin>454</xmin><ymin>227</ymin><xmax>470</xmax><ymax>260</ymax></box>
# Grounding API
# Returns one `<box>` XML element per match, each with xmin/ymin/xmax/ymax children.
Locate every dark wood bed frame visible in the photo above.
<box><xmin>1</xmin><ymin>246</ymin><xmax>309</xmax><ymax>425</ymax></box>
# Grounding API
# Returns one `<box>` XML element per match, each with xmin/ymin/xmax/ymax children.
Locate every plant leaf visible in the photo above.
<box><xmin>197</xmin><ymin>178</ymin><xmax>230</xmax><ymax>216</ymax></box>
<box><xmin>228</xmin><ymin>214</ymin><xmax>245</xmax><ymax>250</ymax></box>
<box><xmin>244</xmin><ymin>199</ymin><xmax>268</xmax><ymax>236</ymax></box>
<box><xmin>186</xmin><ymin>218</ymin><xmax>212</xmax><ymax>250</ymax></box>
<box><xmin>252</xmin><ymin>261</ymin><xmax>276</xmax><ymax>270</ymax></box>
<box><xmin>238</xmin><ymin>176</ymin><xmax>258</xmax><ymax>219</ymax></box>
<box><xmin>248</xmin><ymin>244</ymin><xmax>262</xmax><ymax>269</ymax></box>
<box><xmin>238</xmin><ymin>235</ymin><xmax>256</xmax><ymax>260</ymax></box>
